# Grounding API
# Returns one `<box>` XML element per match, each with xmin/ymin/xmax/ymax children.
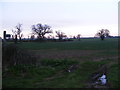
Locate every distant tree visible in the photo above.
<box><xmin>73</xmin><ymin>36</ymin><xmax>76</xmax><ymax>39</ymax></box>
<box><xmin>32</xmin><ymin>23</ymin><xmax>52</xmax><ymax>40</ymax></box>
<box><xmin>77</xmin><ymin>34</ymin><xmax>81</xmax><ymax>41</ymax></box>
<box><xmin>12</xmin><ymin>23</ymin><xmax>23</xmax><ymax>43</ymax></box>
<box><xmin>31</xmin><ymin>35</ymin><xmax>35</xmax><ymax>40</ymax></box>
<box><xmin>15</xmin><ymin>23</ymin><xmax>23</xmax><ymax>41</ymax></box>
<box><xmin>95</xmin><ymin>29</ymin><xmax>110</xmax><ymax>40</ymax></box>
<box><xmin>56</xmin><ymin>30</ymin><xmax>67</xmax><ymax>40</ymax></box>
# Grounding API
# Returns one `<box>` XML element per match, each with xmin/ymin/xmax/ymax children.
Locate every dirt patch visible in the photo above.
<box><xmin>29</xmin><ymin>49</ymin><xmax>118</xmax><ymax>62</ymax></box>
<box><xmin>29</xmin><ymin>50</ymin><xmax>102</xmax><ymax>60</ymax></box>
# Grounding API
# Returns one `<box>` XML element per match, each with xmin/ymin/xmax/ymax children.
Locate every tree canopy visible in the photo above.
<box><xmin>32</xmin><ymin>23</ymin><xmax>52</xmax><ymax>39</ymax></box>
<box><xmin>95</xmin><ymin>29</ymin><xmax>110</xmax><ymax>40</ymax></box>
<box><xmin>56</xmin><ymin>30</ymin><xmax>67</xmax><ymax>40</ymax></box>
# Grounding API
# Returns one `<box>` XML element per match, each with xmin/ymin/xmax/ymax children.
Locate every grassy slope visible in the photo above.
<box><xmin>3</xmin><ymin>38</ymin><xmax>119</xmax><ymax>88</ymax></box>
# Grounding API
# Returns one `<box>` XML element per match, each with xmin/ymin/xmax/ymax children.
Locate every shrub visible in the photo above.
<box><xmin>2</xmin><ymin>43</ymin><xmax>36</xmax><ymax>69</ymax></box>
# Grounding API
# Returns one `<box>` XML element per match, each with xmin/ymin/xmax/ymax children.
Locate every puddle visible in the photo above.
<box><xmin>86</xmin><ymin>64</ymin><xmax>111</xmax><ymax>88</ymax></box>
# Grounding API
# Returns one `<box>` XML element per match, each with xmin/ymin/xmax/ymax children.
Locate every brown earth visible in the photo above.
<box><xmin>29</xmin><ymin>50</ymin><xmax>100</xmax><ymax>60</ymax></box>
<box><xmin>29</xmin><ymin>49</ymin><xmax>118</xmax><ymax>61</ymax></box>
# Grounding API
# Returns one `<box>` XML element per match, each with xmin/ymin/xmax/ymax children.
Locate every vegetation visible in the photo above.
<box><xmin>107</xmin><ymin>63</ymin><xmax>120</xmax><ymax>88</ymax></box>
<box><xmin>95</xmin><ymin>29</ymin><xmax>110</xmax><ymax>40</ymax></box>
<box><xmin>2</xmin><ymin>38</ymin><xmax>119</xmax><ymax>88</ymax></box>
<box><xmin>17</xmin><ymin>38</ymin><xmax>118</xmax><ymax>50</ymax></box>
<box><xmin>12</xmin><ymin>23</ymin><xmax>23</xmax><ymax>43</ymax></box>
<box><xmin>3</xmin><ymin>59</ymin><xmax>119</xmax><ymax>88</ymax></box>
<box><xmin>77</xmin><ymin>34</ymin><xmax>81</xmax><ymax>41</ymax></box>
<box><xmin>2</xmin><ymin>43</ymin><xmax>36</xmax><ymax>69</ymax></box>
<box><xmin>56</xmin><ymin>30</ymin><xmax>67</xmax><ymax>40</ymax></box>
<box><xmin>32</xmin><ymin>23</ymin><xmax>52</xmax><ymax>40</ymax></box>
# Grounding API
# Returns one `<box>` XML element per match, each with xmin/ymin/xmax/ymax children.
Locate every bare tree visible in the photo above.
<box><xmin>16</xmin><ymin>23</ymin><xmax>22</xmax><ymax>41</ymax></box>
<box><xmin>77</xmin><ymin>34</ymin><xmax>81</xmax><ymax>41</ymax></box>
<box><xmin>31</xmin><ymin>35</ymin><xmax>35</xmax><ymax>40</ymax></box>
<box><xmin>95</xmin><ymin>29</ymin><xmax>110</xmax><ymax>40</ymax></box>
<box><xmin>32</xmin><ymin>23</ymin><xmax>52</xmax><ymax>40</ymax></box>
<box><xmin>47</xmin><ymin>35</ymin><xmax>53</xmax><ymax>39</ymax></box>
<box><xmin>56</xmin><ymin>30</ymin><xmax>67</xmax><ymax>40</ymax></box>
<box><xmin>12</xmin><ymin>29</ymin><xmax>16</xmax><ymax>43</ymax></box>
<box><xmin>12</xmin><ymin>23</ymin><xmax>23</xmax><ymax>43</ymax></box>
<box><xmin>73</xmin><ymin>36</ymin><xmax>76</xmax><ymax>39</ymax></box>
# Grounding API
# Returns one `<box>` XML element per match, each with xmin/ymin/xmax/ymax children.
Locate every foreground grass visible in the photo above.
<box><xmin>107</xmin><ymin>63</ymin><xmax>120</xmax><ymax>88</ymax></box>
<box><xmin>3</xmin><ymin>59</ymin><xmax>119</xmax><ymax>88</ymax></box>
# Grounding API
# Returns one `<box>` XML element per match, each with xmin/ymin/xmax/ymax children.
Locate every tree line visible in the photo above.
<box><xmin>9</xmin><ymin>23</ymin><xmax>111</xmax><ymax>43</ymax></box>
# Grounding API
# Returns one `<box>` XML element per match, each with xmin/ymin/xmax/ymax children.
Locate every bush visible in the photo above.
<box><xmin>2</xmin><ymin>43</ymin><xmax>36</xmax><ymax>69</ymax></box>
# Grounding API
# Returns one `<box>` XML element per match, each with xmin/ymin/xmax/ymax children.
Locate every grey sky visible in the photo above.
<box><xmin>0</xmin><ymin>0</ymin><xmax>119</xmax><ymax>38</ymax></box>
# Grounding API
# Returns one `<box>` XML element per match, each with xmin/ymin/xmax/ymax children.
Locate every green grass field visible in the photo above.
<box><xmin>18</xmin><ymin>38</ymin><xmax>118</xmax><ymax>50</ymax></box>
<box><xmin>3</xmin><ymin>38</ymin><xmax>119</xmax><ymax>88</ymax></box>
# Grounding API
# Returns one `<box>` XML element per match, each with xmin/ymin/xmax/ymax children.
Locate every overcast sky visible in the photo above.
<box><xmin>0</xmin><ymin>0</ymin><xmax>119</xmax><ymax>38</ymax></box>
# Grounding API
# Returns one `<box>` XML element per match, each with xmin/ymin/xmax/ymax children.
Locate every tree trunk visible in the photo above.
<box><xmin>15</xmin><ymin>35</ymin><xmax>17</xmax><ymax>44</ymax></box>
<box><xmin>100</xmin><ymin>35</ymin><xmax>105</xmax><ymax>40</ymax></box>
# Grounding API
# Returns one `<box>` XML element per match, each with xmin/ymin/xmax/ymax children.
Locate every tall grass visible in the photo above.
<box><xmin>2</xmin><ymin>43</ymin><xmax>36</xmax><ymax>69</ymax></box>
<box><xmin>3</xmin><ymin>59</ymin><xmax>116</xmax><ymax>88</ymax></box>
